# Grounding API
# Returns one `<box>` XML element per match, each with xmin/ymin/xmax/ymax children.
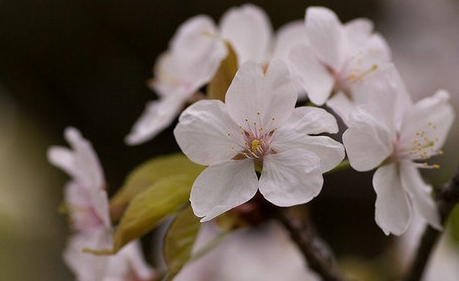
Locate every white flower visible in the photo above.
<box><xmin>174</xmin><ymin>60</ymin><xmax>344</xmax><ymax>222</ymax></box>
<box><xmin>126</xmin><ymin>5</ymin><xmax>310</xmax><ymax>146</ymax></box>
<box><xmin>288</xmin><ymin>6</ymin><xmax>391</xmax><ymax>113</ymax></box>
<box><xmin>48</xmin><ymin>127</ymin><xmax>155</xmax><ymax>280</ymax></box>
<box><xmin>125</xmin><ymin>15</ymin><xmax>228</xmax><ymax>145</ymax></box>
<box><xmin>342</xmin><ymin>81</ymin><xmax>455</xmax><ymax>235</ymax></box>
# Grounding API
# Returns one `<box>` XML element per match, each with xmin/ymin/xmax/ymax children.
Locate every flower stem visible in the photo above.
<box><xmin>403</xmin><ymin>165</ymin><xmax>459</xmax><ymax>281</ymax></box>
<box><xmin>273</xmin><ymin>206</ymin><xmax>346</xmax><ymax>281</ymax></box>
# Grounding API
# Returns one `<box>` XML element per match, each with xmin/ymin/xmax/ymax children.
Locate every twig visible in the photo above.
<box><xmin>273</xmin><ymin>206</ymin><xmax>346</xmax><ymax>281</ymax></box>
<box><xmin>403</xmin><ymin>166</ymin><xmax>459</xmax><ymax>281</ymax></box>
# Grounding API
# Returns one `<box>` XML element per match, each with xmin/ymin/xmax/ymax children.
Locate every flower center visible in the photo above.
<box><xmin>229</xmin><ymin>111</ymin><xmax>277</xmax><ymax>160</ymax></box>
<box><xmin>395</xmin><ymin>122</ymin><xmax>442</xmax><ymax>169</ymax></box>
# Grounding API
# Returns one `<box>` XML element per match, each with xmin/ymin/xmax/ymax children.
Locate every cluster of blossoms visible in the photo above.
<box><xmin>49</xmin><ymin>3</ymin><xmax>455</xmax><ymax>281</ymax></box>
<box><xmin>128</xmin><ymin>4</ymin><xmax>454</xmax><ymax>233</ymax></box>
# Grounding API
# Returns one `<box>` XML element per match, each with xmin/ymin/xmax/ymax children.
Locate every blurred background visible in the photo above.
<box><xmin>0</xmin><ymin>0</ymin><xmax>458</xmax><ymax>280</ymax></box>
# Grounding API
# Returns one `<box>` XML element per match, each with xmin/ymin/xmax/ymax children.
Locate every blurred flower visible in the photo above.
<box><xmin>48</xmin><ymin>127</ymin><xmax>155</xmax><ymax>281</ymax></box>
<box><xmin>174</xmin><ymin>221</ymin><xmax>321</xmax><ymax>281</ymax></box>
<box><xmin>174</xmin><ymin>60</ymin><xmax>344</xmax><ymax>221</ymax></box>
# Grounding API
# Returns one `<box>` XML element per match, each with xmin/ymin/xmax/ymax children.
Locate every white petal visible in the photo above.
<box><xmin>225</xmin><ymin>60</ymin><xmax>297</xmax><ymax>128</ymax></box>
<box><xmin>343</xmin><ymin>108</ymin><xmax>394</xmax><ymax>171</ymax></box>
<box><xmin>174</xmin><ymin>100</ymin><xmax>242</xmax><ymax>166</ymax></box>
<box><xmin>220</xmin><ymin>4</ymin><xmax>272</xmax><ymax>64</ymax></box>
<box><xmin>259</xmin><ymin>149</ymin><xmax>323</xmax><ymax>206</ymax></box>
<box><xmin>170</xmin><ymin>15</ymin><xmax>219</xmax><ymax>54</ymax></box>
<box><xmin>288</xmin><ymin>44</ymin><xmax>334</xmax><ymax>105</ymax></box>
<box><xmin>272</xmin><ymin>107</ymin><xmax>344</xmax><ymax>172</ymax></box>
<box><xmin>155</xmin><ymin>15</ymin><xmax>227</xmax><ymax>96</ymax></box>
<box><xmin>326</xmin><ymin>91</ymin><xmax>355</xmax><ymax>125</ymax></box>
<box><xmin>272</xmin><ymin>134</ymin><xmax>344</xmax><ymax>173</ymax></box>
<box><xmin>272</xmin><ymin>20</ymin><xmax>309</xmax><ymax>60</ymax></box>
<box><xmin>399</xmin><ymin>90</ymin><xmax>455</xmax><ymax>153</ymax></box>
<box><xmin>373</xmin><ymin>164</ymin><xmax>412</xmax><ymax>235</ymax></box>
<box><xmin>344</xmin><ymin>18</ymin><xmax>373</xmax><ymax>55</ymax></box>
<box><xmin>190</xmin><ymin>160</ymin><xmax>259</xmax><ymax>222</ymax></box>
<box><xmin>283</xmin><ymin>106</ymin><xmax>339</xmax><ymax>134</ymax></box>
<box><xmin>125</xmin><ymin>91</ymin><xmax>188</xmax><ymax>145</ymax></box>
<box><xmin>400</xmin><ymin>162</ymin><xmax>441</xmax><ymax>230</ymax></box>
<box><xmin>347</xmin><ymin>64</ymin><xmax>412</xmax><ymax>129</ymax></box>
<box><xmin>305</xmin><ymin>6</ymin><xmax>345</xmax><ymax>70</ymax></box>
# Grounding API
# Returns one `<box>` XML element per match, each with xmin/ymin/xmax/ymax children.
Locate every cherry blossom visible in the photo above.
<box><xmin>126</xmin><ymin>4</ymin><xmax>310</xmax><ymax>145</ymax></box>
<box><xmin>342</xmin><ymin>77</ymin><xmax>455</xmax><ymax>235</ymax></box>
<box><xmin>174</xmin><ymin>60</ymin><xmax>344</xmax><ymax>221</ymax></box>
<box><xmin>125</xmin><ymin>16</ymin><xmax>228</xmax><ymax>145</ymax></box>
<box><xmin>288</xmin><ymin>6</ymin><xmax>391</xmax><ymax>119</ymax></box>
<box><xmin>48</xmin><ymin>127</ymin><xmax>155</xmax><ymax>280</ymax></box>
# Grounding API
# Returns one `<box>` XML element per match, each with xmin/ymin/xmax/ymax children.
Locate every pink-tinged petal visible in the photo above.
<box><xmin>305</xmin><ymin>6</ymin><xmax>345</xmax><ymax>70</ymax></box>
<box><xmin>48</xmin><ymin>127</ymin><xmax>104</xmax><ymax>191</ymax></box>
<box><xmin>63</xmin><ymin>228</ymin><xmax>113</xmax><ymax>281</ymax></box>
<box><xmin>220</xmin><ymin>4</ymin><xmax>272</xmax><ymax>64</ymax></box>
<box><xmin>89</xmin><ymin>188</ymin><xmax>112</xmax><ymax>230</ymax></box>
<box><xmin>344</xmin><ymin>18</ymin><xmax>373</xmax><ymax>55</ymax></box>
<box><xmin>259</xmin><ymin>149</ymin><xmax>323</xmax><ymax>206</ymax></box>
<box><xmin>190</xmin><ymin>160</ymin><xmax>259</xmax><ymax>222</ymax></box>
<box><xmin>288</xmin><ymin>44</ymin><xmax>334</xmax><ymax>105</ymax></box>
<box><xmin>64</xmin><ymin>182</ymin><xmax>111</xmax><ymax>231</ymax></box>
<box><xmin>225</xmin><ymin>60</ymin><xmax>297</xmax><ymax>128</ymax></box>
<box><xmin>272</xmin><ymin>20</ymin><xmax>309</xmax><ymax>60</ymax></box>
<box><xmin>343</xmin><ymin>108</ymin><xmax>394</xmax><ymax>171</ymax></box>
<box><xmin>399</xmin><ymin>90</ymin><xmax>455</xmax><ymax>153</ymax></box>
<box><xmin>373</xmin><ymin>164</ymin><xmax>411</xmax><ymax>235</ymax></box>
<box><xmin>400</xmin><ymin>162</ymin><xmax>441</xmax><ymax>230</ymax></box>
<box><xmin>174</xmin><ymin>100</ymin><xmax>242</xmax><ymax>166</ymax></box>
<box><xmin>125</xmin><ymin>91</ymin><xmax>188</xmax><ymax>145</ymax></box>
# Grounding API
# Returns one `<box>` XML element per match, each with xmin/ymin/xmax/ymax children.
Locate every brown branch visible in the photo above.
<box><xmin>273</xmin><ymin>206</ymin><xmax>346</xmax><ymax>281</ymax></box>
<box><xmin>403</xmin><ymin>166</ymin><xmax>459</xmax><ymax>281</ymax></box>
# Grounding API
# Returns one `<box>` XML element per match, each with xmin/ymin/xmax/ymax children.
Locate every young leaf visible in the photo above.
<box><xmin>163</xmin><ymin>204</ymin><xmax>201</xmax><ymax>281</ymax></box>
<box><xmin>111</xmin><ymin>174</ymin><xmax>196</xmax><ymax>253</ymax></box>
<box><xmin>207</xmin><ymin>42</ymin><xmax>238</xmax><ymax>102</ymax></box>
<box><xmin>110</xmin><ymin>153</ymin><xmax>204</xmax><ymax>220</ymax></box>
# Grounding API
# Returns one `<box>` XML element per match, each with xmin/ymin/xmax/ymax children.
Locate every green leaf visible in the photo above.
<box><xmin>110</xmin><ymin>153</ymin><xmax>205</xmax><ymax>220</ymax></box>
<box><xmin>207</xmin><ymin>42</ymin><xmax>238</xmax><ymax>102</ymax></box>
<box><xmin>107</xmin><ymin>174</ymin><xmax>197</xmax><ymax>254</ymax></box>
<box><xmin>163</xmin><ymin>204</ymin><xmax>201</xmax><ymax>280</ymax></box>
